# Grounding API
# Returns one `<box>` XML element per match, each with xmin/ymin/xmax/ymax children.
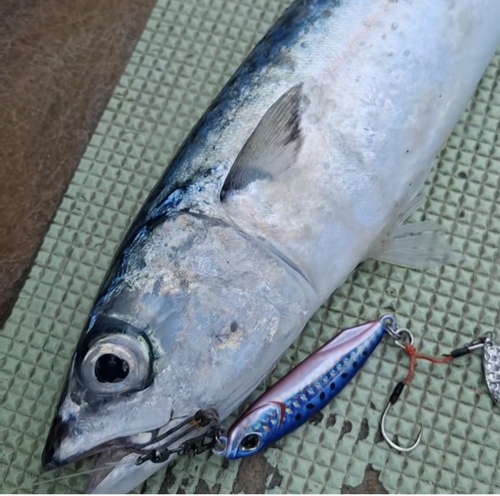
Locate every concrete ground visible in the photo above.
<box><xmin>0</xmin><ymin>2</ymin><xmax>384</xmax><ymax>493</ymax></box>
<box><xmin>0</xmin><ymin>0</ymin><xmax>155</xmax><ymax>329</ymax></box>
<box><xmin>160</xmin><ymin>454</ymin><xmax>387</xmax><ymax>494</ymax></box>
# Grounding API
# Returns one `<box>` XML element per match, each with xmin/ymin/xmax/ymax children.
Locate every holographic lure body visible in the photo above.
<box><xmin>482</xmin><ymin>337</ymin><xmax>500</xmax><ymax>408</ymax></box>
<box><xmin>215</xmin><ymin>315</ymin><xmax>395</xmax><ymax>459</ymax></box>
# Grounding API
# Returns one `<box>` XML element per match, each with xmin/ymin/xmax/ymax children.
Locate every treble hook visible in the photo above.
<box><xmin>380</xmin><ymin>381</ymin><xmax>422</xmax><ymax>452</ymax></box>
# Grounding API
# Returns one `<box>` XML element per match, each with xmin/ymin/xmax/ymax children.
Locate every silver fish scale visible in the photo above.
<box><xmin>483</xmin><ymin>338</ymin><xmax>500</xmax><ymax>408</ymax></box>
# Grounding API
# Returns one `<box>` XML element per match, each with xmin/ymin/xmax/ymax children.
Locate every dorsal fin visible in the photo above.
<box><xmin>221</xmin><ymin>83</ymin><xmax>304</xmax><ymax>201</ymax></box>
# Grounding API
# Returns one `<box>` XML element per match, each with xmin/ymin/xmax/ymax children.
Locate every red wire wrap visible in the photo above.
<box><xmin>402</xmin><ymin>343</ymin><xmax>454</xmax><ymax>385</ymax></box>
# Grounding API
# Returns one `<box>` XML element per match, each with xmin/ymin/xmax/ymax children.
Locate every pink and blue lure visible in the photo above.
<box><xmin>214</xmin><ymin>314</ymin><xmax>396</xmax><ymax>459</ymax></box>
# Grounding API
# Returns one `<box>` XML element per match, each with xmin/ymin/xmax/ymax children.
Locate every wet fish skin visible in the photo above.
<box><xmin>216</xmin><ymin>315</ymin><xmax>395</xmax><ymax>459</ymax></box>
<box><xmin>41</xmin><ymin>0</ymin><xmax>500</xmax><ymax>493</ymax></box>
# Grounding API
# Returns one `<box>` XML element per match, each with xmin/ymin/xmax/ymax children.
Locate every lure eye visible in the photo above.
<box><xmin>80</xmin><ymin>334</ymin><xmax>151</xmax><ymax>394</ymax></box>
<box><xmin>240</xmin><ymin>433</ymin><xmax>261</xmax><ymax>452</ymax></box>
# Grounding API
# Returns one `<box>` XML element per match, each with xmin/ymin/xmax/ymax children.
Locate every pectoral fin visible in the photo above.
<box><xmin>221</xmin><ymin>83</ymin><xmax>304</xmax><ymax>200</ymax></box>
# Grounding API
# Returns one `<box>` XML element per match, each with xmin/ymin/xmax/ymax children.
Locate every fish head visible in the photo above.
<box><xmin>214</xmin><ymin>402</ymin><xmax>282</xmax><ymax>459</ymax></box>
<box><xmin>41</xmin><ymin>212</ymin><xmax>311</xmax><ymax>490</ymax></box>
<box><xmin>41</xmin><ymin>312</ymin><xmax>175</xmax><ymax>469</ymax></box>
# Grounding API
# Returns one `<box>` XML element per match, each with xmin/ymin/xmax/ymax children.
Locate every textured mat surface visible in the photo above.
<box><xmin>1</xmin><ymin>0</ymin><xmax>500</xmax><ymax>493</ymax></box>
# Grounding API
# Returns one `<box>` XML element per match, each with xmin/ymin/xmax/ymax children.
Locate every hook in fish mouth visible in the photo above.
<box><xmin>132</xmin><ymin>408</ymin><xmax>222</xmax><ymax>465</ymax></box>
<box><xmin>42</xmin><ymin>407</ymin><xmax>221</xmax><ymax>471</ymax></box>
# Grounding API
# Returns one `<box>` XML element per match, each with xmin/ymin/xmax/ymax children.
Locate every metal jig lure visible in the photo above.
<box><xmin>213</xmin><ymin>314</ymin><xmax>410</xmax><ymax>459</ymax></box>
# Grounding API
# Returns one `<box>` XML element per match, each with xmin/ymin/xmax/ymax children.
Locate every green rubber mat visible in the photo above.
<box><xmin>1</xmin><ymin>0</ymin><xmax>500</xmax><ymax>493</ymax></box>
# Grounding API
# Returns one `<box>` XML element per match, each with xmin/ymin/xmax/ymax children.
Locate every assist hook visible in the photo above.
<box><xmin>380</xmin><ymin>327</ymin><xmax>423</xmax><ymax>452</ymax></box>
<box><xmin>380</xmin><ymin>380</ymin><xmax>423</xmax><ymax>451</ymax></box>
<box><xmin>380</xmin><ymin>329</ymin><xmax>495</xmax><ymax>452</ymax></box>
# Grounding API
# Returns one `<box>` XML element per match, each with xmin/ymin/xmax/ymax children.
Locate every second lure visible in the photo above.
<box><xmin>214</xmin><ymin>315</ymin><xmax>395</xmax><ymax>459</ymax></box>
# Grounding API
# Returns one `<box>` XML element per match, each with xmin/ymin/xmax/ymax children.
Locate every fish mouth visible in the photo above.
<box><xmin>42</xmin><ymin>409</ymin><xmax>216</xmax><ymax>472</ymax></box>
<box><xmin>41</xmin><ymin>412</ymin><xmax>154</xmax><ymax>472</ymax></box>
<box><xmin>42</xmin><ymin>414</ymin><xmax>220</xmax><ymax>494</ymax></box>
<box><xmin>41</xmin><ymin>414</ymin><xmax>116</xmax><ymax>471</ymax></box>
<box><xmin>42</xmin><ymin>415</ymin><xmax>70</xmax><ymax>470</ymax></box>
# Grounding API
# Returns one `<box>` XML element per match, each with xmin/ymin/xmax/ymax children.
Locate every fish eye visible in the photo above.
<box><xmin>95</xmin><ymin>353</ymin><xmax>130</xmax><ymax>383</ymax></box>
<box><xmin>80</xmin><ymin>334</ymin><xmax>151</xmax><ymax>394</ymax></box>
<box><xmin>240</xmin><ymin>433</ymin><xmax>261</xmax><ymax>452</ymax></box>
